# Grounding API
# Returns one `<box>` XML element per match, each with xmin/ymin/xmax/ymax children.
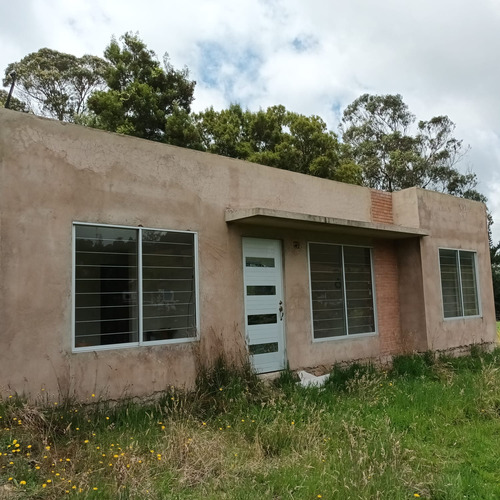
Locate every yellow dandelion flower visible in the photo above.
<box><xmin>91</xmin><ymin>394</ymin><xmax>95</xmax><ymax>398</ymax></box>
<box><xmin>42</xmin><ymin>484</ymin><xmax>47</xmax><ymax>488</ymax></box>
<box><xmin>45</xmin><ymin>446</ymin><xmax>51</xmax><ymax>451</ymax></box>
<box><xmin>414</xmin><ymin>495</ymin><xmax>420</xmax><ymax>498</ymax></box>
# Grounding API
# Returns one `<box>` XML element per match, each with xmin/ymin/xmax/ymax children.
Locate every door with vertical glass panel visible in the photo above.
<box><xmin>243</xmin><ymin>238</ymin><xmax>285</xmax><ymax>373</ymax></box>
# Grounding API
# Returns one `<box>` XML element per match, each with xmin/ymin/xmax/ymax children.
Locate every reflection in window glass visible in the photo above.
<box><xmin>74</xmin><ymin>224</ymin><xmax>197</xmax><ymax>349</ymax></box>
<box><xmin>309</xmin><ymin>243</ymin><xmax>375</xmax><ymax>339</ymax></box>
<box><xmin>245</xmin><ymin>257</ymin><xmax>275</xmax><ymax>268</ymax></box>
<box><xmin>247</xmin><ymin>314</ymin><xmax>278</xmax><ymax>325</ymax></box>
<box><xmin>439</xmin><ymin>249</ymin><xmax>479</xmax><ymax>318</ymax></box>
<box><xmin>249</xmin><ymin>342</ymin><xmax>279</xmax><ymax>355</ymax></box>
<box><xmin>247</xmin><ymin>285</ymin><xmax>276</xmax><ymax>296</ymax></box>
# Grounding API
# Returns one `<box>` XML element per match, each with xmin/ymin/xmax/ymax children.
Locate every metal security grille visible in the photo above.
<box><xmin>439</xmin><ymin>249</ymin><xmax>479</xmax><ymax>318</ymax></box>
<box><xmin>74</xmin><ymin>224</ymin><xmax>197</xmax><ymax>349</ymax></box>
<box><xmin>309</xmin><ymin>243</ymin><xmax>375</xmax><ymax>339</ymax></box>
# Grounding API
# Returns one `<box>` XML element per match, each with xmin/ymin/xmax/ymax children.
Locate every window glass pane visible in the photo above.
<box><xmin>439</xmin><ymin>249</ymin><xmax>463</xmax><ymax>318</ymax></box>
<box><xmin>75</xmin><ymin>225</ymin><xmax>139</xmax><ymax>347</ymax></box>
<box><xmin>309</xmin><ymin>243</ymin><xmax>346</xmax><ymax>338</ymax></box>
<box><xmin>344</xmin><ymin>247</ymin><xmax>375</xmax><ymax>335</ymax></box>
<box><xmin>245</xmin><ymin>257</ymin><xmax>275</xmax><ymax>268</ymax></box>
<box><xmin>142</xmin><ymin>230</ymin><xmax>196</xmax><ymax>341</ymax></box>
<box><xmin>249</xmin><ymin>342</ymin><xmax>279</xmax><ymax>355</ymax></box>
<box><xmin>247</xmin><ymin>285</ymin><xmax>276</xmax><ymax>296</ymax></box>
<box><xmin>248</xmin><ymin>314</ymin><xmax>277</xmax><ymax>325</ymax></box>
<box><xmin>460</xmin><ymin>251</ymin><xmax>479</xmax><ymax>316</ymax></box>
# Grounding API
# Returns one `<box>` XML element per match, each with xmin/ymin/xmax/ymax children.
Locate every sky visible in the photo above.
<box><xmin>1</xmin><ymin>0</ymin><xmax>500</xmax><ymax>240</ymax></box>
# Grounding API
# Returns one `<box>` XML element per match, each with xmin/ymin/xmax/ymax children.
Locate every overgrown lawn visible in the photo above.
<box><xmin>1</xmin><ymin>349</ymin><xmax>500</xmax><ymax>499</ymax></box>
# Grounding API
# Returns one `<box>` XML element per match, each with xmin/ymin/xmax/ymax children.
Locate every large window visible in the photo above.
<box><xmin>73</xmin><ymin>223</ymin><xmax>198</xmax><ymax>350</ymax></box>
<box><xmin>308</xmin><ymin>243</ymin><xmax>376</xmax><ymax>340</ymax></box>
<box><xmin>439</xmin><ymin>249</ymin><xmax>479</xmax><ymax>318</ymax></box>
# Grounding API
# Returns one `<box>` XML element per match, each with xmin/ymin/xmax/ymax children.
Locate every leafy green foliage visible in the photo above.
<box><xmin>340</xmin><ymin>93</ymin><xmax>478</xmax><ymax>196</ymax></box>
<box><xmin>185</xmin><ymin>103</ymin><xmax>361</xmax><ymax>183</ymax></box>
<box><xmin>0</xmin><ymin>89</ymin><xmax>28</xmax><ymax>112</ymax></box>
<box><xmin>491</xmin><ymin>243</ymin><xmax>500</xmax><ymax>319</ymax></box>
<box><xmin>87</xmin><ymin>32</ymin><xmax>195</xmax><ymax>141</ymax></box>
<box><xmin>3</xmin><ymin>49</ymin><xmax>108</xmax><ymax>121</ymax></box>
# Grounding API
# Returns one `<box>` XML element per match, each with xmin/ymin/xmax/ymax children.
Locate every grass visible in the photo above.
<box><xmin>1</xmin><ymin>349</ymin><xmax>500</xmax><ymax>499</ymax></box>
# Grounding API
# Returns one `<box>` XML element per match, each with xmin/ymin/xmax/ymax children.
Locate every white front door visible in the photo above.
<box><xmin>242</xmin><ymin>238</ymin><xmax>286</xmax><ymax>373</ymax></box>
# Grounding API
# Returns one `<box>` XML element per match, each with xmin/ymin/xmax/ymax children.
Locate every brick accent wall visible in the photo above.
<box><xmin>371</xmin><ymin>190</ymin><xmax>393</xmax><ymax>224</ymax></box>
<box><xmin>373</xmin><ymin>241</ymin><xmax>403</xmax><ymax>356</ymax></box>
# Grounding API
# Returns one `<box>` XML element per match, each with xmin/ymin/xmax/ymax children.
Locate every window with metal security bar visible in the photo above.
<box><xmin>308</xmin><ymin>243</ymin><xmax>376</xmax><ymax>340</ymax></box>
<box><xmin>73</xmin><ymin>223</ymin><xmax>198</xmax><ymax>350</ymax></box>
<box><xmin>439</xmin><ymin>249</ymin><xmax>480</xmax><ymax>319</ymax></box>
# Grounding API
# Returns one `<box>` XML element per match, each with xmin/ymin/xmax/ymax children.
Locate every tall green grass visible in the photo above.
<box><xmin>1</xmin><ymin>348</ymin><xmax>500</xmax><ymax>499</ymax></box>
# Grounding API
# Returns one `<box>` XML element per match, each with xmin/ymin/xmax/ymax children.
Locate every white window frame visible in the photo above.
<box><xmin>438</xmin><ymin>247</ymin><xmax>481</xmax><ymax>320</ymax></box>
<box><xmin>308</xmin><ymin>242</ymin><xmax>378</xmax><ymax>342</ymax></box>
<box><xmin>72</xmin><ymin>222</ymin><xmax>200</xmax><ymax>352</ymax></box>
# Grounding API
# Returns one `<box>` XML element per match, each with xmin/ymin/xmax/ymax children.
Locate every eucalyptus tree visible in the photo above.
<box><xmin>3</xmin><ymin>49</ymin><xmax>108</xmax><ymax>121</ymax></box>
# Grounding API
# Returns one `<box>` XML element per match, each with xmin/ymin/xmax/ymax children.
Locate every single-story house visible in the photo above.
<box><xmin>0</xmin><ymin>108</ymin><xmax>496</xmax><ymax>400</ymax></box>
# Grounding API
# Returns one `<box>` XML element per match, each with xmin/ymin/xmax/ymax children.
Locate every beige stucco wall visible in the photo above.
<box><xmin>393</xmin><ymin>187</ymin><xmax>496</xmax><ymax>352</ymax></box>
<box><xmin>416</xmin><ymin>189</ymin><xmax>496</xmax><ymax>350</ymax></box>
<box><xmin>0</xmin><ymin>109</ymin><xmax>496</xmax><ymax>401</ymax></box>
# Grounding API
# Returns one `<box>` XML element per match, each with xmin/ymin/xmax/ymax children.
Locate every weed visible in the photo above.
<box><xmin>1</xmin><ymin>352</ymin><xmax>500</xmax><ymax>498</ymax></box>
<box><xmin>391</xmin><ymin>352</ymin><xmax>434</xmax><ymax>378</ymax></box>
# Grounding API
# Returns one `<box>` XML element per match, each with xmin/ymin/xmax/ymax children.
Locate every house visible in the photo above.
<box><xmin>0</xmin><ymin>108</ymin><xmax>496</xmax><ymax>400</ymax></box>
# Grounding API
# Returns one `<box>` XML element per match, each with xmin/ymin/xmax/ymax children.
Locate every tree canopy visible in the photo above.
<box><xmin>340</xmin><ymin>93</ymin><xmax>477</xmax><ymax>197</ymax></box>
<box><xmin>87</xmin><ymin>32</ymin><xmax>195</xmax><ymax>141</ymax></box>
<box><xmin>3</xmin><ymin>48</ymin><xmax>108</xmax><ymax>121</ymax></box>
<box><xmin>164</xmin><ymin>104</ymin><xmax>362</xmax><ymax>184</ymax></box>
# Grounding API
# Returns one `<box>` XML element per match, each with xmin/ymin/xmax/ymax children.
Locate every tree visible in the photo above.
<box><xmin>188</xmin><ymin>104</ymin><xmax>361</xmax><ymax>183</ymax></box>
<box><xmin>3</xmin><ymin>49</ymin><xmax>108</xmax><ymax>121</ymax></box>
<box><xmin>87</xmin><ymin>32</ymin><xmax>195</xmax><ymax>142</ymax></box>
<box><xmin>0</xmin><ymin>89</ymin><xmax>29</xmax><ymax>112</ymax></box>
<box><xmin>340</xmin><ymin>94</ymin><xmax>476</xmax><ymax>195</ymax></box>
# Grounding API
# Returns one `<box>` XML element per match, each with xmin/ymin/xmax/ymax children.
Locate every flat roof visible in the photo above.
<box><xmin>225</xmin><ymin>207</ymin><xmax>428</xmax><ymax>239</ymax></box>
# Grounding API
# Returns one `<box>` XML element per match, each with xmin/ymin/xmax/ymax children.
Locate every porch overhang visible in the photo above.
<box><xmin>225</xmin><ymin>207</ymin><xmax>428</xmax><ymax>239</ymax></box>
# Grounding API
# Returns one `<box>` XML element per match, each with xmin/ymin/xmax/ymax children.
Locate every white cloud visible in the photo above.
<box><xmin>1</xmin><ymin>0</ymin><xmax>500</xmax><ymax>238</ymax></box>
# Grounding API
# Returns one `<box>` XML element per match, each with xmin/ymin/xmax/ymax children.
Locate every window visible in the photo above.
<box><xmin>439</xmin><ymin>249</ymin><xmax>479</xmax><ymax>318</ymax></box>
<box><xmin>308</xmin><ymin>243</ymin><xmax>376</xmax><ymax>340</ymax></box>
<box><xmin>73</xmin><ymin>223</ymin><xmax>198</xmax><ymax>350</ymax></box>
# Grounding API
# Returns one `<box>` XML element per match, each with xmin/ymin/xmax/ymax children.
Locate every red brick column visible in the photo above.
<box><xmin>373</xmin><ymin>241</ymin><xmax>402</xmax><ymax>356</ymax></box>
<box><xmin>371</xmin><ymin>190</ymin><xmax>393</xmax><ymax>224</ymax></box>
